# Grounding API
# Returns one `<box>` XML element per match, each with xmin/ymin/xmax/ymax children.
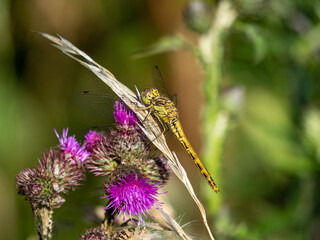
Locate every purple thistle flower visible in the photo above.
<box><xmin>103</xmin><ymin>173</ymin><xmax>162</xmax><ymax>224</ymax></box>
<box><xmin>55</xmin><ymin>128</ymin><xmax>90</xmax><ymax>166</ymax></box>
<box><xmin>113</xmin><ymin>101</ymin><xmax>138</xmax><ymax>126</ymax></box>
<box><xmin>84</xmin><ymin>130</ymin><xmax>104</xmax><ymax>153</ymax></box>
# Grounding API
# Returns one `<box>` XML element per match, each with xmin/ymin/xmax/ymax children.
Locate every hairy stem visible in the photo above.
<box><xmin>33</xmin><ymin>207</ymin><xmax>53</xmax><ymax>240</ymax></box>
<box><xmin>199</xmin><ymin>0</ymin><xmax>237</xmax><ymax>213</ymax></box>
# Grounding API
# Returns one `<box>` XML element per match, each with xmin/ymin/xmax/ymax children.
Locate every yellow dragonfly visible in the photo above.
<box><xmin>140</xmin><ymin>67</ymin><xmax>219</xmax><ymax>192</ymax></box>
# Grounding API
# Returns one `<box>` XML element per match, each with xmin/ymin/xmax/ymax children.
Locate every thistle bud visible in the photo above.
<box><xmin>183</xmin><ymin>0</ymin><xmax>213</xmax><ymax>34</ymax></box>
<box><xmin>79</xmin><ymin>227</ymin><xmax>107</xmax><ymax>240</ymax></box>
<box><xmin>16</xmin><ymin>149</ymin><xmax>84</xmax><ymax>209</ymax></box>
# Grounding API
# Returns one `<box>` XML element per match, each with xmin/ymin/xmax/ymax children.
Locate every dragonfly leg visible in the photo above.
<box><xmin>150</xmin><ymin>114</ymin><xmax>168</xmax><ymax>142</ymax></box>
<box><xmin>135</xmin><ymin>104</ymin><xmax>153</xmax><ymax>123</ymax></box>
<box><xmin>138</xmin><ymin>105</ymin><xmax>152</xmax><ymax>110</ymax></box>
<box><xmin>135</xmin><ymin>102</ymin><xmax>167</xmax><ymax>142</ymax></box>
<box><xmin>142</xmin><ymin>107</ymin><xmax>153</xmax><ymax>123</ymax></box>
<box><xmin>157</xmin><ymin>115</ymin><xmax>167</xmax><ymax>136</ymax></box>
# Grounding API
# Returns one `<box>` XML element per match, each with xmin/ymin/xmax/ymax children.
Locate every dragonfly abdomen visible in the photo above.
<box><xmin>170</xmin><ymin>120</ymin><xmax>219</xmax><ymax>192</ymax></box>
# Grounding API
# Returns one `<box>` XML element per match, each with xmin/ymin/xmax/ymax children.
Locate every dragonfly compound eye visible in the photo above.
<box><xmin>153</xmin><ymin>89</ymin><xmax>159</xmax><ymax>96</ymax></box>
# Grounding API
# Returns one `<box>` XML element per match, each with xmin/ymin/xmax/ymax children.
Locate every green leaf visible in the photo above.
<box><xmin>132</xmin><ymin>35</ymin><xmax>188</xmax><ymax>59</ymax></box>
<box><xmin>236</xmin><ymin>23</ymin><xmax>268</xmax><ymax>63</ymax></box>
<box><xmin>303</xmin><ymin>107</ymin><xmax>320</xmax><ymax>163</ymax></box>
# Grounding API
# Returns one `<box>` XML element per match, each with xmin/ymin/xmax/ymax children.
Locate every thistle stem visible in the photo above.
<box><xmin>33</xmin><ymin>207</ymin><xmax>53</xmax><ymax>240</ymax></box>
<box><xmin>102</xmin><ymin>207</ymin><xmax>115</xmax><ymax>235</ymax></box>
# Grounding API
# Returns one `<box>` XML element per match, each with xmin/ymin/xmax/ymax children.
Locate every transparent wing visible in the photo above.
<box><xmin>80</xmin><ymin>90</ymin><xmax>116</xmax><ymax>101</ymax></box>
<box><xmin>76</xmin><ymin>91</ymin><xmax>117</xmax><ymax>126</ymax></box>
<box><xmin>79</xmin><ymin>91</ymin><xmax>117</xmax><ymax>114</ymax></box>
<box><xmin>152</xmin><ymin>65</ymin><xmax>178</xmax><ymax>106</ymax></box>
<box><xmin>152</xmin><ymin>66</ymin><xmax>173</xmax><ymax>101</ymax></box>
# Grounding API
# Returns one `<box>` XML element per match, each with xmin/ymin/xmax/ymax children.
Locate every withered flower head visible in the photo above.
<box><xmin>16</xmin><ymin>149</ymin><xmax>85</xmax><ymax>209</ymax></box>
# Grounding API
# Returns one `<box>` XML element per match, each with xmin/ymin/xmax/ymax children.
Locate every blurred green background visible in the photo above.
<box><xmin>1</xmin><ymin>0</ymin><xmax>320</xmax><ymax>239</ymax></box>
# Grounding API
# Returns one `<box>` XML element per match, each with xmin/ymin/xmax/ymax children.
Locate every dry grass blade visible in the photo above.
<box><xmin>39</xmin><ymin>32</ymin><xmax>215</xmax><ymax>240</ymax></box>
<box><xmin>156</xmin><ymin>206</ymin><xmax>193</xmax><ymax>240</ymax></box>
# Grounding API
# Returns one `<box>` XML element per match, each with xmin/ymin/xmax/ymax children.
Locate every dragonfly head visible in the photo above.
<box><xmin>141</xmin><ymin>88</ymin><xmax>159</xmax><ymax>105</ymax></box>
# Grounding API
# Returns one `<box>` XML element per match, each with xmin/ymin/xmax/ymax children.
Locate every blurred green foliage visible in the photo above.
<box><xmin>1</xmin><ymin>0</ymin><xmax>320</xmax><ymax>239</ymax></box>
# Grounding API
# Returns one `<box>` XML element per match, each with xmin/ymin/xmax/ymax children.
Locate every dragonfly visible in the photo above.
<box><xmin>140</xmin><ymin>66</ymin><xmax>219</xmax><ymax>192</ymax></box>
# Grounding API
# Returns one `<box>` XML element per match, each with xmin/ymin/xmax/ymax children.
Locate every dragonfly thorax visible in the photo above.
<box><xmin>141</xmin><ymin>88</ymin><xmax>160</xmax><ymax>105</ymax></box>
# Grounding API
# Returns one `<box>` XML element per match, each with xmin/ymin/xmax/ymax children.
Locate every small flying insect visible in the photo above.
<box><xmin>140</xmin><ymin>67</ymin><xmax>219</xmax><ymax>192</ymax></box>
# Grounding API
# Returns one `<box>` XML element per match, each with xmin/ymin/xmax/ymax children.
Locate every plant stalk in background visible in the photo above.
<box><xmin>198</xmin><ymin>0</ymin><xmax>237</xmax><ymax>212</ymax></box>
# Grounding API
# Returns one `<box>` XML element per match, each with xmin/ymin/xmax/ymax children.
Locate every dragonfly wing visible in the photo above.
<box><xmin>76</xmin><ymin>91</ymin><xmax>118</xmax><ymax>124</ymax></box>
<box><xmin>152</xmin><ymin>66</ymin><xmax>178</xmax><ymax>106</ymax></box>
<box><xmin>152</xmin><ymin>66</ymin><xmax>171</xmax><ymax>99</ymax></box>
<box><xmin>172</xmin><ymin>93</ymin><xmax>178</xmax><ymax>106</ymax></box>
<box><xmin>79</xmin><ymin>91</ymin><xmax>117</xmax><ymax>109</ymax></box>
